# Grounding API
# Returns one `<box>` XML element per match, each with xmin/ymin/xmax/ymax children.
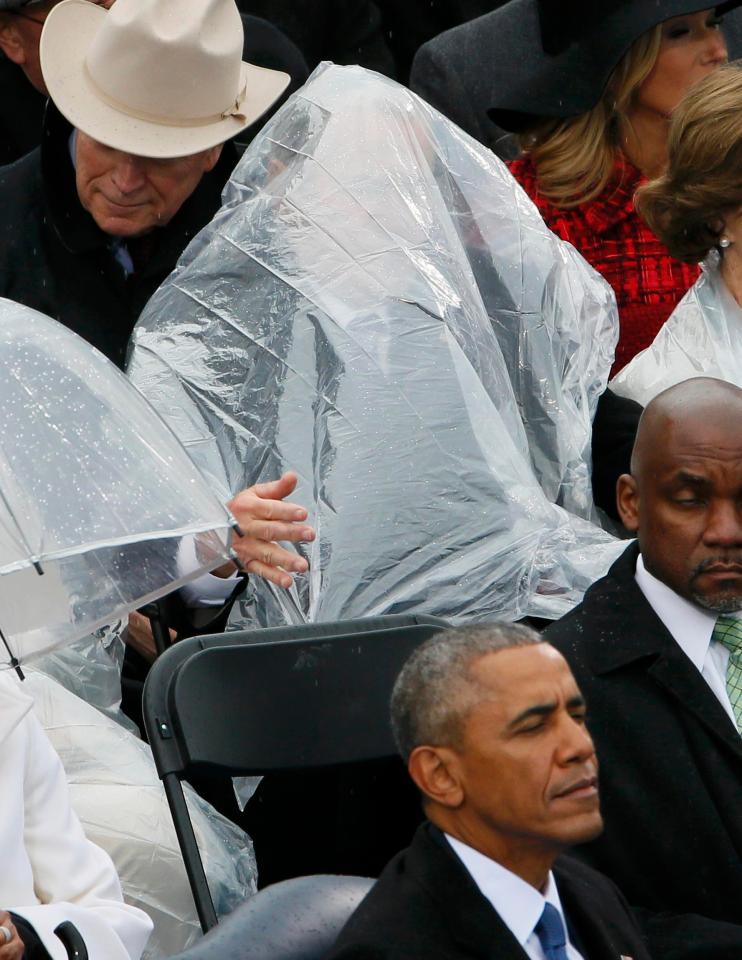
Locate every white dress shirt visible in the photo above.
<box><xmin>445</xmin><ymin>835</ymin><xmax>585</xmax><ymax>960</ymax></box>
<box><xmin>177</xmin><ymin>536</ymin><xmax>241</xmax><ymax>608</ymax></box>
<box><xmin>635</xmin><ymin>554</ymin><xmax>739</xmax><ymax>730</ymax></box>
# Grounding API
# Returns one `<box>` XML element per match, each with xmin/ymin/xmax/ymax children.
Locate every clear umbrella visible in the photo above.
<box><xmin>0</xmin><ymin>298</ymin><xmax>236</xmax><ymax>671</ymax></box>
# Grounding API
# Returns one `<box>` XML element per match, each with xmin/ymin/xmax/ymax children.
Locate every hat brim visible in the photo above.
<box><xmin>477</xmin><ymin>0</ymin><xmax>742</xmax><ymax>131</ymax></box>
<box><xmin>40</xmin><ymin>0</ymin><xmax>290</xmax><ymax>159</ymax></box>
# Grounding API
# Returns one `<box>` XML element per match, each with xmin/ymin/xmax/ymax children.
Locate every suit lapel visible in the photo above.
<box><xmin>586</xmin><ymin>544</ymin><xmax>742</xmax><ymax>764</ymax></box>
<box><xmin>648</xmin><ymin>647</ymin><xmax>742</xmax><ymax>762</ymax></box>
<box><xmin>407</xmin><ymin>825</ymin><xmax>531</xmax><ymax>960</ymax></box>
<box><xmin>556</xmin><ymin>860</ymin><xmax>637</xmax><ymax>960</ymax></box>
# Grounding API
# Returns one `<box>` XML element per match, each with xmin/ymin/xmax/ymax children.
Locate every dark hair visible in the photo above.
<box><xmin>636</xmin><ymin>62</ymin><xmax>742</xmax><ymax>264</ymax></box>
<box><xmin>390</xmin><ymin>622</ymin><xmax>542</xmax><ymax>761</ymax></box>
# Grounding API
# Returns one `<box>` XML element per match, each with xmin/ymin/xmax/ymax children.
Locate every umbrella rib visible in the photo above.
<box><xmin>0</xmin><ymin>468</ymin><xmax>40</xmax><ymax>571</ymax></box>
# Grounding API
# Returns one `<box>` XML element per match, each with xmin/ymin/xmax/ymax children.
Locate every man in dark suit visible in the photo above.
<box><xmin>326</xmin><ymin>622</ymin><xmax>652</xmax><ymax>960</ymax></box>
<box><xmin>545</xmin><ymin>376</ymin><xmax>742</xmax><ymax>957</ymax></box>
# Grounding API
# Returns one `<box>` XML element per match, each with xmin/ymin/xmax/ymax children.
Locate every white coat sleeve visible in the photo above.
<box><xmin>12</xmin><ymin>711</ymin><xmax>153</xmax><ymax>960</ymax></box>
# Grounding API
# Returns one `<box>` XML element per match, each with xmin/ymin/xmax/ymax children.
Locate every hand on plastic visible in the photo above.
<box><xmin>226</xmin><ymin>472</ymin><xmax>315</xmax><ymax>589</ymax></box>
<box><xmin>0</xmin><ymin>913</ymin><xmax>24</xmax><ymax>960</ymax></box>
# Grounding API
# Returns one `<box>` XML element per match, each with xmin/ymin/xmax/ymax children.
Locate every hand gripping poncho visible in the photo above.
<box><xmin>129</xmin><ymin>63</ymin><xmax>625</xmax><ymax>625</ymax></box>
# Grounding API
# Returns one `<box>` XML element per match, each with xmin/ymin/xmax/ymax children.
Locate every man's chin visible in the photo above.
<box><xmin>93</xmin><ymin>207</ymin><xmax>156</xmax><ymax>240</ymax></box>
<box><xmin>690</xmin><ymin>589</ymin><xmax>742</xmax><ymax>614</ymax></box>
<box><xmin>570</xmin><ymin>812</ymin><xmax>604</xmax><ymax>846</ymax></box>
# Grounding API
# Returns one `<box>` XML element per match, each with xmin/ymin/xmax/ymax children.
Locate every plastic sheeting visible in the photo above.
<box><xmin>25</xmin><ymin>671</ymin><xmax>257</xmax><ymax>959</ymax></box>
<box><xmin>129</xmin><ymin>63</ymin><xmax>624</xmax><ymax>625</ymax></box>
<box><xmin>611</xmin><ymin>256</ymin><xmax>742</xmax><ymax>406</ymax></box>
<box><xmin>33</xmin><ymin>623</ymin><xmax>139</xmax><ymax>733</ymax></box>
<box><xmin>0</xmin><ymin>299</ymin><xmax>235</xmax><ymax>666</ymax></box>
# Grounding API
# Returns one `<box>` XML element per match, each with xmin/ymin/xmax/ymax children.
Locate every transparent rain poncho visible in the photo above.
<box><xmin>25</xmin><ymin>671</ymin><xmax>257</xmax><ymax>959</ymax></box>
<box><xmin>129</xmin><ymin>64</ymin><xmax>625</xmax><ymax>625</ymax></box>
<box><xmin>611</xmin><ymin>255</ymin><xmax>742</xmax><ymax>406</ymax></box>
<box><xmin>0</xmin><ymin>300</ymin><xmax>234</xmax><ymax>665</ymax></box>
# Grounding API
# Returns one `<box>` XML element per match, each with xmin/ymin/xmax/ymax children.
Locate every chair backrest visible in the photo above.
<box><xmin>142</xmin><ymin>614</ymin><xmax>448</xmax><ymax>931</ymax></box>
<box><xmin>169</xmin><ymin>875</ymin><xmax>375</xmax><ymax>960</ymax></box>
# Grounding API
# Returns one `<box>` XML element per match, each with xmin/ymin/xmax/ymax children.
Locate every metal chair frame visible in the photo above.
<box><xmin>143</xmin><ymin>614</ymin><xmax>448</xmax><ymax>931</ymax></box>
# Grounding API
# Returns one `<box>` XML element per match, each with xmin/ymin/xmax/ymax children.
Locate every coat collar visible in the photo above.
<box><xmin>516</xmin><ymin>152</ymin><xmax>642</xmax><ymax>236</ymax></box>
<box><xmin>0</xmin><ymin>671</ymin><xmax>33</xmax><ymax>747</ymax></box>
<box><xmin>408</xmin><ymin>826</ymin><xmax>643</xmax><ymax>960</ymax></box>
<box><xmin>579</xmin><ymin>542</ymin><xmax>667</xmax><ymax>674</ymax></box>
<box><xmin>407</xmin><ymin>824</ymin><xmax>529</xmax><ymax>960</ymax></box>
<box><xmin>582</xmin><ymin>542</ymin><xmax>742</xmax><ymax>763</ymax></box>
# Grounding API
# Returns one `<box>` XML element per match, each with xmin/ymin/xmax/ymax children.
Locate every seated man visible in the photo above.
<box><xmin>326</xmin><ymin>623</ymin><xmax>651</xmax><ymax>960</ymax></box>
<box><xmin>545</xmin><ymin>377</ymin><xmax>742</xmax><ymax>956</ymax></box>
<box><xmin>0</xmin><ymin>0</ymin><xmax>292</xmax><ymax>368</ymax></box>
<box><xmin>1</xmin><ymin>668</ymin><xmax>152</xmax><ymax>960</ymax></box>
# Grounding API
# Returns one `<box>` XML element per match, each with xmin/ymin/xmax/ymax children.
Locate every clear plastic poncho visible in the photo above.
<box><xmin>129</xmin><ymin>63</ymin><xmax>624</xmax><ymax>625</ymax></box>
<box><xmin>611</xmin><ymin>255</ymin><xmax>742</xmax><ymax>405</ymax></box>
<box><xmin>0</xmin><ymin>300</ymin><xmax>235</xmax><ymax>665</ymax></box>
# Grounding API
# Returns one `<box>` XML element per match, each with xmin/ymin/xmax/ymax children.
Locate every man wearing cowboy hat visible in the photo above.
<box><xmin>0</xmin><ymin>0</ymin><xmax>307</xmax><ymax>167</ymax></box>
<box><xmin>0</xmin><ymin>0</ymin><xmax>297</xmax><ymax>369</ymax></box>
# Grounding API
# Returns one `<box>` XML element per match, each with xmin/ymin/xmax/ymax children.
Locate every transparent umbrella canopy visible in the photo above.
<box><xmin>0</xmin><ymin>298</ymin><xmax>236</xmax><ymax>670</ymax></box>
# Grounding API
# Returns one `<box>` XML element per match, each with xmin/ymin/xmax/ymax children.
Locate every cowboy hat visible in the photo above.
<box><xmin>39</xmin><ymin>0</ymin><xmax>291</xmax><ymax>158</ymax></box>
<box><xmin>484</xmin><ymin>0</ymin><xmax>742</xmax><ymax>132</ymax></box>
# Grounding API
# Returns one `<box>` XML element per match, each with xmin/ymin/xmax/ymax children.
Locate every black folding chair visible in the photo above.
<box><xmin>142</xmin><ymin>614</ymin><xmax>449</xmax><ymax>932</ymax></box>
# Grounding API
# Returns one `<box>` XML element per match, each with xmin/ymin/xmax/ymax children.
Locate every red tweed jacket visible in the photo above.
<box><xmin>509</xmin><ymin>154</ymin><xmax>699</xmax><ymax>375</ymax></box>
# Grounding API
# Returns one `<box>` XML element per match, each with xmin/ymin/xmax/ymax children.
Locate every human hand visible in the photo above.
<box><xmin>227</xmin><ymin>472</ymin><xmax>315</xmax><ymax>589</ymax></box>
<box><xmin>124</xmin><ymin>611</ymin><xmax>177</xmax><ymax>663</ymax></box>
<box><xmin>0</xmin><ymin>913</ymin><xmax>24</xmax><ymax>960</ymax></box>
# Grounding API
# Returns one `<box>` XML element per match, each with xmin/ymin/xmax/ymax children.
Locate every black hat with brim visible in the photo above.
<box><xmin>486</xmin><ymin>0</ymin><xmax>742</xmax><ymax>132</ymax></box>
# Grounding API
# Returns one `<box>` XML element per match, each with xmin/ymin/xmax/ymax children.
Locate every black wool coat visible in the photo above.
<box><xmin>237</xmin><ymin>0</ymin><xmax>395</xmax><ymax>78</ymax></box>
<box><xmin>377</xmin><ymin>0</ymin><xmax>505</xmax><ymax>83</ymax></box>
<box><xmin>0</xmin><ymin>105</ymin><xmax>236</xmax><ymax>369</ymax></box>
<box><xmin>545</xmin><ymin>542</ymin><xmax>742</xmax><ymax>959</ymax></box>
<box><xmin>409</xmin><ymin>5</ymin><xmax>515</xmax><ymax>158</ymax></box>
<box><xmin>325</xmin><ymin>822</ymin><xmax>652</xmax><ymax>960</ymax></box>
<box><xmin>0</xmin><ymin>56</ymin><xmax>46</xmax><ymax>168</ymax></box>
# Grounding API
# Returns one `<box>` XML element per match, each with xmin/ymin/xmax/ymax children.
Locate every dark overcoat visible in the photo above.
<box><xmin>0</xmin><ymin>105</ymin><xmax>235</xmax><ymax>368</ymax></box>
<box><xmin>237</xmin><ymin>0</ymin><xmax>395</xmax><ymax>77</ymax></box>
<box><xmin>325</xmin><ymin>822</ymin><xmax>652</xmax><ymax>960</ymax></box>
<box><xmin>545</xmin><ymin>542</ymin><xmax>742</xmax><ymax>958</ymax></box>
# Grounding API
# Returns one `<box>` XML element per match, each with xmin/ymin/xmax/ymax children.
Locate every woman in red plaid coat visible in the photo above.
<box><xmin>483</xmin><ymin>1</ymin><xmax>740</xmax><ymax>374</ymax></box>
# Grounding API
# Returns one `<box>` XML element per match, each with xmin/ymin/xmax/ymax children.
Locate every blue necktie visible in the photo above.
<box><xmin>535</xmin><ymin>902</ymin><xmax>569</xmax><ymax>960</ymax></box>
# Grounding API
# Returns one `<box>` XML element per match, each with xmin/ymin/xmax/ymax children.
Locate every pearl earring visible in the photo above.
<box><xmin>720</xmin><ymin>236</ymin><xmax>733</xmax><ymax>249</ymax></box>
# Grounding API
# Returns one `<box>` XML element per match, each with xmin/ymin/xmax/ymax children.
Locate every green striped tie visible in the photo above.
<box><xmin>713</xmin><ymin>615</ymin><xmax>742</xmax><ymax>732</ymax></box>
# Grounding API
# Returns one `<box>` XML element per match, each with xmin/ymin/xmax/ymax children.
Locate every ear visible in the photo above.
<box><xmin>201</xmin><ymin>144</ymin><xmax>223</xmax><ymax>173</ymax></box>
<box><xmin>407</xmin><ymin>745</ymin><xmax>464</xmax><ymax>810</ymax></box>
<box><xmin>0</xmin><ymin>19</ymin><xmax>27</xmax><ymax>65</ymax></box>
<box><xmin>616</xmin><ymin>473</ymin><xmax>640</xmax><ymax>532</ymax></box>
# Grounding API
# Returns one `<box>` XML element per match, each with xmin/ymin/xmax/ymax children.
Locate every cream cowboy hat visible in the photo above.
<box><xmin>39</xmin><ymin>0</ymin><xmax>290</xmax><ymax>158</ymax></box>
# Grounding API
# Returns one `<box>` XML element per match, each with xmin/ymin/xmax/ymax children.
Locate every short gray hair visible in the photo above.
<box><xmin>391</xmin><ymin>622</ymin><xmax>542</xmax><ymax>761</ymax></box>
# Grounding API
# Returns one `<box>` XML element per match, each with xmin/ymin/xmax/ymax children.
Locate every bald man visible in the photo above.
<box><xmin>545</xmin><ymin>376</ymin><xmax>742</xmax><ymax>957</ymax></box>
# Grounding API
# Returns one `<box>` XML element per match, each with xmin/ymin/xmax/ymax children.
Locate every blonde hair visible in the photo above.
<box><xmin>517</xmin><ymin>26</ymin><xmax>662</xmax><ymax>208</ymax></box>
<box><xmin>636</xmin><ymin>62</ymin><xmax>742</xmax><ymax>263</ymax></box>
